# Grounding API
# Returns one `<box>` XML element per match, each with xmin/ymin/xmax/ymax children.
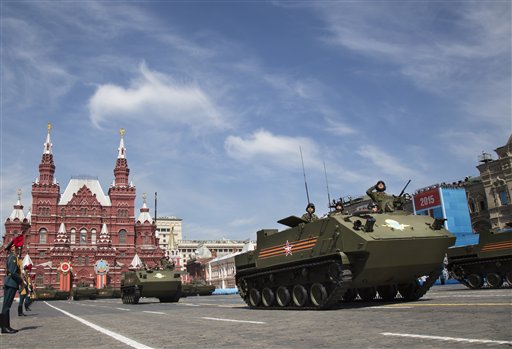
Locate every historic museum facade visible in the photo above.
<box><xmin>1</xmin><ymin>125</ymin><xmax>164</xmax><ymax>291</ymax></box>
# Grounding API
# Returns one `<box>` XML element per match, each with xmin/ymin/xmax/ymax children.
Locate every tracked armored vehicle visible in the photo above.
<box><xmin>120</xmin><ymin>267</ymin><xmax>182</xmax><ymax>304</ymax></box>
<box><xmin>72</xmin><ymin>284</ymin><xmax>97</xmax><ymax>300</ymax></box>
<box><xmin>235</xmin><ymin>208</ymin><xmax>455</xmax><ymax>309</ymax></box>
<box><xmin>447</xmin><ymin>227</ymin><xmax>512</xmax><ymax>289</ymax></box>
<box><xmin>36</xmin><ymin>287</ymin><xmax>70</xmax><ymax>301</ymax></box>
<box><xmin>182</xmin><ymin>279</ymin><xmax>216</xmax><ymax>297</ymax></box>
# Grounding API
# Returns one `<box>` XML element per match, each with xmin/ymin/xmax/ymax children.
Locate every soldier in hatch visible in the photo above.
<box><xmin>301</xmin><ymin>203</ymin><xmax>319</xmax><ymax>222</ymax></box>
<box><xmin>330</xmin><ymin>200</ymin><xmax>345</xmax><ymax>215</ymax></box>
<box><xmin>366</xmin><ymin>180</ymin><xmax>395</xmax><ymax>213</ymax></box>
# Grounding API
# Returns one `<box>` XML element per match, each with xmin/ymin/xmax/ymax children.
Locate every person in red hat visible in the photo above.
<box><xmin>1</xmin><ymin>234</ymin><xmax>24</xmax><ymax>334</ymax></box>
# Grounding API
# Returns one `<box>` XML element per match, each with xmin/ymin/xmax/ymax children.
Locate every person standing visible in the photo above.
<box><xmin>366</xmin><ymin>180</ymin><xmax>395</xmax><ymax>213</ymax></box>
<box><xmin>1</xmin><ymin>235</ymin><xmax>24</xmax><ymax>334</ymax></box>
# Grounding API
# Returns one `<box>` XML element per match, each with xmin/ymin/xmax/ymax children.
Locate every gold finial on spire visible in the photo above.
<box><xmin>142</xmin><ymin>192</ymin><xmax>147</xmax><ymax>204</ymax></box>
<box><xmin>17</xmin><ymin>188</ymin><xmax>22</xmax><ymax>201</ymax></box>
<box><xmin>120</xmin><ymin>128</ymin><xmax>125</xmax><ymax>137</ymax></box>
<box><xmin>47</xmin><ymin>122</ymin><xmax>52</xmax><ymax>133</ymax></box>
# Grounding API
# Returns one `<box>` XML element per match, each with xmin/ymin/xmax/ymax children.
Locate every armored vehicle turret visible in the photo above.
<box><xmin>447</xmin><ymin>227</ymin><xmax>512</xmax><ymax>289</ymax></box>
<box><xmin>235</xmin><ymin>207</ymin><xmax>455</xmax><ymax>309</ymax></box>
<box><xmin>120</xmin><ymin>267</ymin><xmax>182</xmax><ymax>304</ymax></box>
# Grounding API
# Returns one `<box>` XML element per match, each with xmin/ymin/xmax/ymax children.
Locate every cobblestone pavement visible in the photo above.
<box><xmin>1</xmin><ymin>284</ymin><xmax>511</xmax><ymax>349</ymax></box>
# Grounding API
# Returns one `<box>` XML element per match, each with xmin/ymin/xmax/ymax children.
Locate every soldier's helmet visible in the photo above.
<box><xmin>376</xmin><ymin>180</ymin><xmax>387</xmax><ymax>192</ymax></box>
<box><xmin>306</xmin><ymin>203</ymin><xmax>316</xmax><ymax>212</ymax></box>
<box><xmin>335</xmin><ymin>201</ymin><xmax>344</xmax><ymax>210</ymax></box>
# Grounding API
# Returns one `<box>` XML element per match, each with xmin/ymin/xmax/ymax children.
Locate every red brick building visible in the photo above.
<box><xmin>1</xmin><ymin>125</ymin><xmax>164</xmax><ymax>291</ymax></box>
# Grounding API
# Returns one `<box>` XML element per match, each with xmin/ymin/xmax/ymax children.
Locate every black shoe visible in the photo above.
<box><xmin>2</xmin><ymin>327</ymin><xmax>17</xmax><ymax>334</ymax></box>
<box><xmin>18</xmin><ymin>313</ymin><xmax>27</xmax><ymax>317</ymax></box>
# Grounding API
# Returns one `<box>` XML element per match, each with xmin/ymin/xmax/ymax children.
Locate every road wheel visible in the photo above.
<box><xmin>276</xmin><ymin>286</ymin><xmax>290</xmax><ymax>307</ymax></box>
<box><xmin>506</xmin><ymin>271</ymin><xmax>512</xmax><ymax>285</ymax></box>
<box><xmin>398</xmin><ymin>281</ymin><xmax>421</xmax><ymax>301</ymax></box>
<box><xmin>341</xmin><ymin>288</ymin><xmax>357</xmax><ymax>302</ymax></box>
<box><xmin>486</xmin><ymin>272</ymin><xmax>503</xmax><ymax>289</ymax></box>
<box><xmin>262</xmin><ymin>288</ymin><xmax>275</xmax><ymax>307</ymax></box>
<box><xmin>358</xmin><ymin>287</ymin><xmax>377</xmax><ymax>302</ymax></box>
<box><xmin>377</xmin><ymin>285</ymin><xmax>397</xmax><ymax>301</ymax></box>
<box><xmin>310</xmin><ymin>283</ymin><xmax>328</xmax><ymax>307</ymax></box>
<box><xmin>467</xmin><ymin>274</ymin><xmax>483</xmax><ymax>289</ymax></box>
<box><xmin>249</xmin><ymin>288</ymin><xmax>261</xmax><ymax>307</ymax></box>
<box><xmin>292</xmin><ymin>284</ymin><xmax>308</xmax><ymax>307</ymax></box>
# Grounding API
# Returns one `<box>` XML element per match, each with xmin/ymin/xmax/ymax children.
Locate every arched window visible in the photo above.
<box><xmin>39</xmin><ymin>228</ymin><xmax>47</xmax><ymax>244</ymax></box>
<box><xmin>91</xmin><ymin>229</ymin><xmax>97</xmax><ymax>244</ymax></box>
<box><xmin>81</xmin><ymin>208</ymin><xmax>87</xmax><ymax>216</ymax></box>
<box><xmin>119</xmin><ymin>229</ymin><xmax>126</xmax><ymax>244</ymax></box>
<box><xmin>144</xmin><ymin>236</ymin><xmax>149</xmax><ymax>245</ymax></box>
<box><xmin>80</xmin><ymin>229</ymin><xmax>87</xmax><ymax>244</ymax></box>
<box><xmin>61</xmin><ymin>208</ymin><xmax>65</xmax><ymax>216</ymax></box>
<box><xmin>70</xmin><ymin>229</ymin><xmax>76</xmax><ymax>244</ymax></box>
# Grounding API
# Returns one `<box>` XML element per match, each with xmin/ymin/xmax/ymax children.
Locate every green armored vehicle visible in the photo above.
<box><xmin>36</xmin><ymin>286</ymin><xmax>70</xmax><ymax>301</ymax></box>
<box><xmin>120</xmin><ymin>268</ymin><xmax>182</xmax><ymax>304</ymax></box>
<box><xmin>97</xmin><ymin>287</ymin><xmax>121</xmax><ymax>299</ymax></box>
<box><xmin>235</xmin><ymin>205</ymin><xmax>455</xmax><ymax>309</ymax></box>
<box><xmin>182</xmin><ymin>279</ymin><xmax>216</xmax><ymax>297</ymax></box>
<box><xmin>72</xmin><ymin>284</ymin><xmax>97</xmax><ymax>300</ymax></box>
<box><xmin>447</xmin><ymin>227</ymin><xmax>512</xmax><ymax>289</ymax></box>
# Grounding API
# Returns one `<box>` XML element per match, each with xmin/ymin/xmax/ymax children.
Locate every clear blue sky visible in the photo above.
<box><xmin>1</xmin><ymin>1</ymin><xmax>510</xmax><ymax>240</ymax></box>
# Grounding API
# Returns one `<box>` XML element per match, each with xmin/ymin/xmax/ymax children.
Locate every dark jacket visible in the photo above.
<box><xmin>4</xmin><ymin>251</ymin><xmax>21</xmax><ymax>289</ymax></box>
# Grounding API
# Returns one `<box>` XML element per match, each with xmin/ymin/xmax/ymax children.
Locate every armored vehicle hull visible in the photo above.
<box><xmin>120</xmin><ymin>268</ymin><xmax>182</xmax><ymax>304</ymax></box>
<box><xmin>182</xmin><ymin>280</ymin><xmax>216</xmax><ymax>297</ymax></box>
<box><xmin>447</xmin><ymin>228</ymin><xmax>512</xmax><ymax>289</ymax></box>
<box><xmin>235</xmin><ymin>212</ymin><xmax>455</xmax><ymax>309</ymax></box>
<box><xmin>97</xmin><ymin>287</ymin><xmax>121</xmax><ymax>299</ymax></box>
<box><xmin>36</xmin><ymin>288</ymin><xmax>70</xmax><ymax>301</ymax></box>
<box><xmin>72</xmin><ymin>286</ymin><xmax>97</xmax><ymax>300</ymax></box>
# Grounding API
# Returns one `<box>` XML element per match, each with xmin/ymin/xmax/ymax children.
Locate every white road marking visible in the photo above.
<box><xmin>381</xmin><ymin>332</ymin><xmax>512</xmax><ymax>345</ymax></box>
<box><xmin>180</xmin><ymin>303</ymin><xmax>200</xmax><ymax>307</ymax></box>
<box><xmin>366</xmin><ymin>306</ymin><xmax>413</xmax><ymax>309</ymax></box>
<box><xmin>201</xmin><ymin>317</ymin><xmax>266</xmax><ymax>324</ymax></box>
<box><xmin>44</xmin><ymin>301</ymin><xmax>154</xmax><ymax>349</ymax></box>
<box><xmin>142</xmin><ymin>311</ymin><xmax>166</xmax><ymax>315</ymax></box>
<box><xmin>116</xmin><ymin>308</ymin><xmax>131</xmax><ymax>311</ymax></box>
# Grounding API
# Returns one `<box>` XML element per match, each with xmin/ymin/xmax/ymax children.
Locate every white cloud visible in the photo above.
<box><xmin>225</xmin><ymin>129</ymin><xmax>320</xmax><ymax>168</ymax></box>
<box><xmin>324</xmin><ymin>117</ymin><xmax>357</xmax><ymax>135</ymax></box>
<box><xmin>88</xmin><ymin>62</ymin><xmax>226</xmax><ymax>130</ymax></box>
<box><xmin>356</xmin><ymin>145</ymin><xmax>419</xmax><ymax>179</ymax></box>
<box><xmin>314</xmin><ymin>2</ymin><xmax>511</xmax><ymax>123</ymax></box>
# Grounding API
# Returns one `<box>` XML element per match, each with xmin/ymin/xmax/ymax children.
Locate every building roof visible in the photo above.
<box><xmin>59</xmin><ymin>177</ymin><xmax>112</xmax><ymax>206</ymax></box>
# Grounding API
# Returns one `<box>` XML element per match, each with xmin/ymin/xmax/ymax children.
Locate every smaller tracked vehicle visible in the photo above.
<box><xmin>447</xmin><ymin>226</ymin><xmax>512</xmax><ymax>289</ymax></box>
<box><xmin>120</xmin><ymin>267</ymin><xmax>182</xmax><ymax>304</ymax></box>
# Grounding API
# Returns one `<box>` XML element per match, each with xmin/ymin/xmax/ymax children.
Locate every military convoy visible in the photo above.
<box><xmin>447</xmin><ymin>226</ymin><xmax>512</xmax><ymax>289</ymax></box>
<box><xmin>120</xmin><ymin>267</ymin><xmax>182</xmax><ymax>304</ymax></box>
<box><xmin>235</xmin><ymin>197</ymin><xmax>455</xmax><ymax>309</ymax></box>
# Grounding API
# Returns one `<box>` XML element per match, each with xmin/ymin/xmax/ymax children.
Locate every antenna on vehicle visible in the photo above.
<box><xmin>323</xmin><ymin>161</ymin><xmax>332</xmax><ymax>212</ymax></box>
<box><xmin>299</xmin><ymin>146</ymin><xmax>310</xmax><ymax>204</ymax></box>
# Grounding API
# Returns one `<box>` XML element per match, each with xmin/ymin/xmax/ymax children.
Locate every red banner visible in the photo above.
<box><xmin>414</xmin><ymin>188</ymin><xmax>441</xmax><ymax>211</ymax></box>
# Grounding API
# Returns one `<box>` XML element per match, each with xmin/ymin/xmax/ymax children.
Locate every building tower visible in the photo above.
<box><xmin>108</xmin><ymin>129</ymin><xmax>136</xmax><ymax>246</ymax></box>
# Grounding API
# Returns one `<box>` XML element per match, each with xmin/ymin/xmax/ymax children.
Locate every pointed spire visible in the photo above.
<box><xmin>98</xmin><ymin>223</ymin><xmax>112</xmax><ymax>245</ymax></box>
<box><xmin>137</xmin><ymin>192</ymin><xmax>153</xmax><ymax>223</ymax></box>
<box><xmin>113</xmin><ymin>128</ymin><xmax>130</xmax><ymax>187</ymax></box>
<box><xmin>26</xmin><ymin>209</ymin><xmax>32</xmax><ymax>224</ymax></box>
<box><xmin>130</xmin><ymin>254</ymin><xmax>143</xmax><ymax>269</ymax></box>
<box><xmin>44</xmin><ymin>122</ymin><xmax>53</xmax><ymax>154</ymax></box>
<box><xmin>8</xmin><ymin>189</ymin><xmax>25</xmax><ymax>221</ymax></box>
<box><xmin>118</xmin><ymin>128</ymin><xmax>126</xmax><ymax>159</ymax></box>
<box><xmin>55</xmin><ymin>222</ymin><xmax>69</xmax><ymax>244</ymax></box>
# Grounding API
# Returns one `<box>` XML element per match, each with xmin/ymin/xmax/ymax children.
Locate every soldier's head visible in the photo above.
<box><xmin>335</xmin><ymin>201</ymin><xmax>344</xmax><ymax>211</ymax></box>
<box><xmin>376</xmin><ymin>180</ymin><xmax>386</xmax><ymax>192</ymax></box>
<box><xmin>306</xmin><ymin>203</ymin><xmax>315</xmax><ymax>213</ymax></box>
<box><xmin>368</xmin><ymin>202</ymin><xmax>379</xmax><ymax>213</ymax></box>
<box><xmin>4</xmin><ymin>234</ymin><xmax>24</xmax><ymax>253</ymax></box>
